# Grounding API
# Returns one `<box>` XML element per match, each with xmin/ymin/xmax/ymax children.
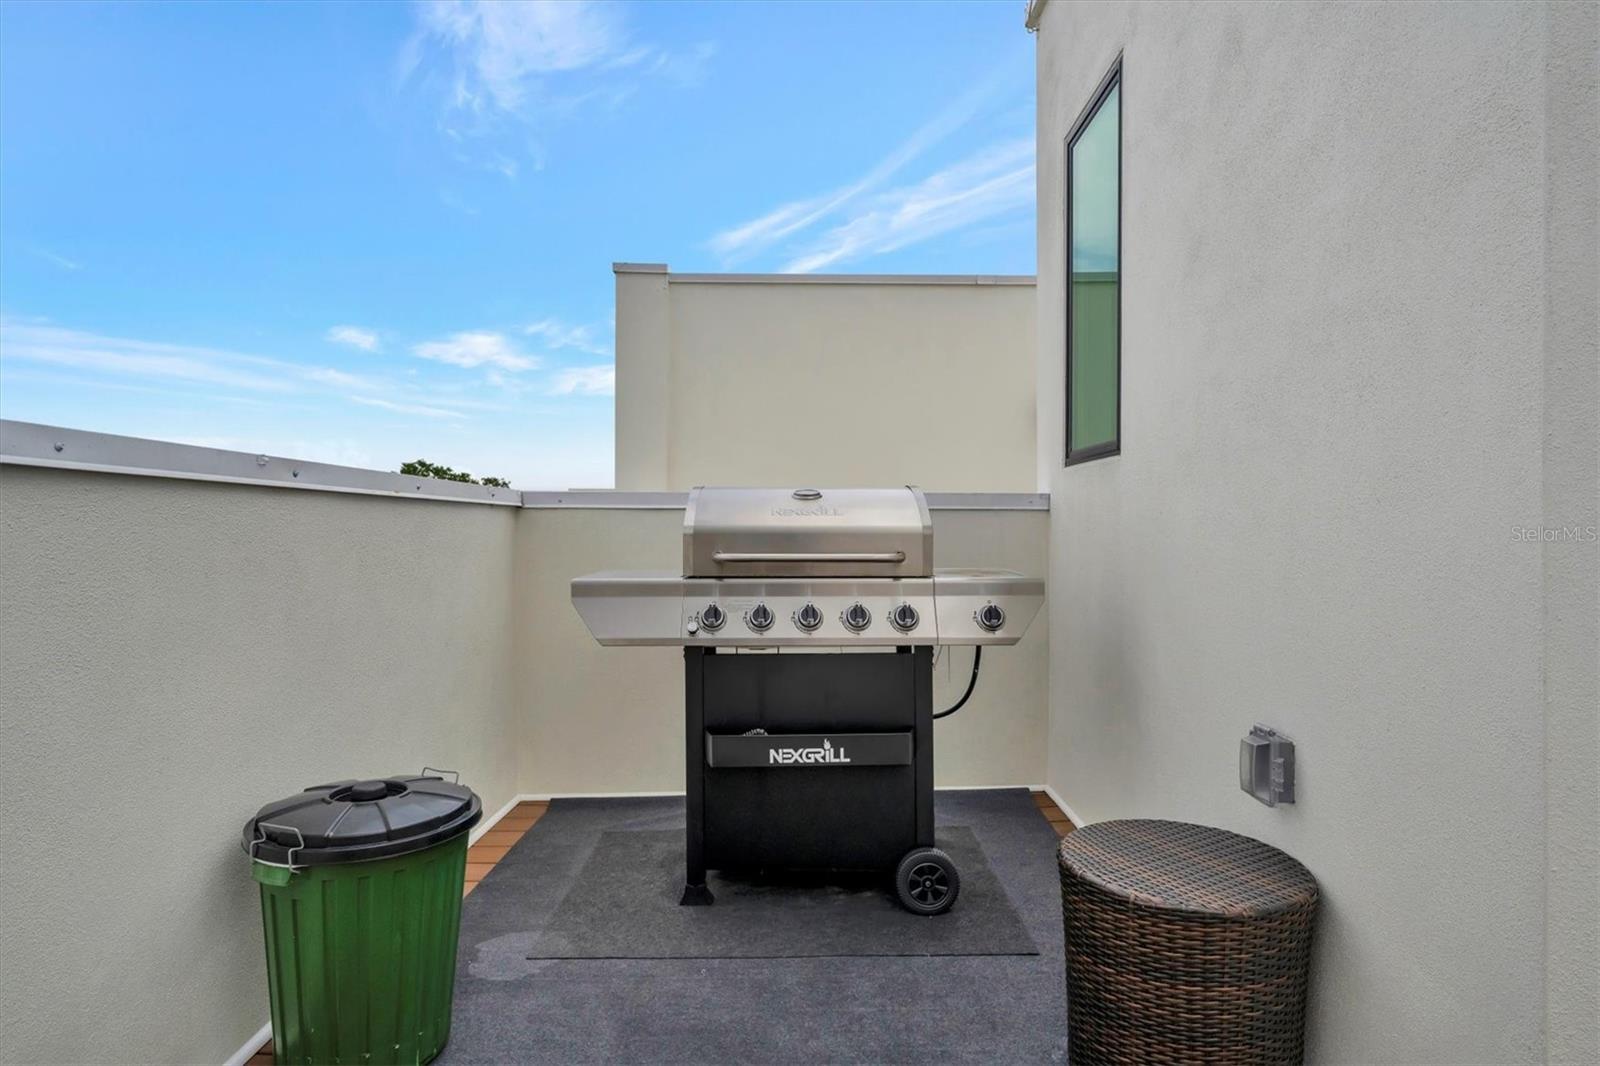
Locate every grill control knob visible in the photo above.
<box><xmin>748</xmin><ymin>603</ymin><xmax>774</xmax><ymax>632</ymax></box>
<box><xmin>890</xmin><ymin>603</ymin><xmax>920</xmax><ymax>632</ymax></box>
<box><xmin>795</xmin><ymin>603</ymin><xmax>822</xmax><ymax>632</ymax></box>
<box><xmin>700</xmin><ymin>603</ymin><xmax>725</xmax><ymax>631</ymax></box>
<box><xmin>977</xmin><ymin>603</ymin><xmax>1006</xmax><ymax>632</ymax></box>
<box><xmin>843</xmin><ymin>602</ymin><xmax>871</xmax><ymax>631</ymax></box>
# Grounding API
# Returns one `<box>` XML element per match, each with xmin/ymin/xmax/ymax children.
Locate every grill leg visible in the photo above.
<box><xmin>681</xmin><ymin>647</ymin><xmax>714</xmax><ymax>906</ymax></box>
<box><xmin>914</xmin><ymin>645</ymin><xmax>934</xmax><ymax>848</ymax></box>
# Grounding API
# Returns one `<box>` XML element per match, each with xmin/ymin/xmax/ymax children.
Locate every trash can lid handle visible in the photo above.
<box><xmin>250</xmin><ymin>822</ymin><xmax>306</xmax><ymax>872</ymax></box>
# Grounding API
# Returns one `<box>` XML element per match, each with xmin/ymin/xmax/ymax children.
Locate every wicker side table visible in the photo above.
<box><xmin>1057</xmin><ymin>820</ymin><xmax>1318</xmax><ymax>1065</ymax></box>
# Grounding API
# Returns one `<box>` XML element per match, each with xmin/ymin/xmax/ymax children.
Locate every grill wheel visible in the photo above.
<box><xmin>894</xmin><ymin>846</ymin><xmax>960</xmax><ymax>916</ymax></box>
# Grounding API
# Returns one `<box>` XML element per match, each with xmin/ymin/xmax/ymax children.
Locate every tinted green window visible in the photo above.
<box><xmin>1067</xmin><ymin>71</ymin><xmax>1120</xmax><ymax>463</ymax></box>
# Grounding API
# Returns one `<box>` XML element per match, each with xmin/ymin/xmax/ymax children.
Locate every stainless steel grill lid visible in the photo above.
<box><xmin>683</xmin><ymin>486</ymin><xmax>932</xmax><ymax>578</ymax></box>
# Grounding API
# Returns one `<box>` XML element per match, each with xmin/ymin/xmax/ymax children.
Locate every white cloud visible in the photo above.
<box><xmin>348</xmin><ymin>396</ymin><xmax>467</xmax><ymax>419</ymax></box>
<box><xmin>419</xmin><ymin>0</ymin><xmax>623</xmax><ymax>113</ymax></box>
<box><xmin>326</xmin><ymin>325</ymin><xmax>380</xmax><ymax>352</ymax></box>
<box><xmin>707</xmin><ymin>74</ymin><xmax>1014</xmax><ymax>265</ymax></box>
<box><xmin>708</xmin><ymin>199</ymin><xmax>831</xmax><ymax>264</ymax></box>
<box><xmin>781</xmin><ymin>139</ymin><xmax>1035</xmax><ymax>273</ymax></box>
<box><xmin>412</xmin><ymin>330</ymin><xmax>538</xmax><ymax>371</ymax></box>
<box><xmin>601</xmin><ymin>44</ymin><xmax>655</xmax><ymax>71</ymax></box>
<box><xmin>0</xmin><ymin>320</ymin><xmax>489</xmax><ymax>422</ymax></box>
<box><xmin>404</xmin><ymin>0</ymin><xmax>713</xmax><ymax>151</ymax></box>
<box><xmin>0</xmin><ymin>367</ymin><xmax>305</xmax><ymax>408</ymax></box>
<box><xmin>548</xmin><ymin>365</ymin><xmax>614</xmax><ymax>396</ymax></box>
<box><xmin>524</xmin><ymin>317</ymin><xmax>609</xmax><ymax>355</ymax></box>
<box><xmin>635</xmin><ymin>40</ymin><xmax>717</xmax><ymax>88</ymax></box>
<box><xmin>438</xmin><ymin>188</ymin><xmax>480</xmax><ymax>215</ymax></box>
<box><xmin>30</xmin><ymin>248</ymin><xmax>82</xmax><ymax>272</ymax></box>
<box><xmin>482</xmin><ymin>367</ymin><xmax>533</xmax><ymax>396</ymax></box>
<box><xmin>0</xmin><ymin>322</ymin><xmax>296</xmax><ymax>393</ymax></box>
<box><xmin>303</xmin><ymin>366</ymin><xmax>384</xmax><ymax>391</ymax></box>
<box><xmin>487</xmin><ymin>152</ymin><xmax>519</xmax><ymax>179</ymax></box>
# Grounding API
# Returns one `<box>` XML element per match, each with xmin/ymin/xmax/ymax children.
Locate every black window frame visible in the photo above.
<box><xmin>1064</xmin><ymin>56</ymin><xmax>1122</xmax><ymax>468</ymax></box>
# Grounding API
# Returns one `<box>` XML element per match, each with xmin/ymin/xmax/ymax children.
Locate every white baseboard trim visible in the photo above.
<box><xmin>1040</xmin><ymin>783</ymin><xmax>1086</xmax><ymax>827</ymax></box>
<box><xmin>514</xmin><ymin>785</ymin><xmax>1044</xmax><ymax>802</ymax></box>
<box><xmin>470</xmin><ymin>792</ymin><xmax>532</xmax><ymax>843</ymax></box>
<box><xmin>515</xmin><ymin>789</ymin><xmax>687</xmax><ymax>801</ymax></box>
<box><xmin>223</xmin><ymin>1020</ymin><xmax>272</xmax><ymax>1066</ymax></box>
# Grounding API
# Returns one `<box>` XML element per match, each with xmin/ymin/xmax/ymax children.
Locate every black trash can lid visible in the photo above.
<box><xmin>242</xmin><ymin>774</ymin><xmax>482</xmax><ymax>868</ymax></box>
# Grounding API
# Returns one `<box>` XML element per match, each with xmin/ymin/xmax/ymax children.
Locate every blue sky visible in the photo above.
<box><xmin>0</xmin><ymin>1</ymin><xmax>1036</xmax><ymax>488</ymax></box>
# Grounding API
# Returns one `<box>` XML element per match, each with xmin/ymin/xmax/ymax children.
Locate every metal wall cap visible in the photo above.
<box><xmin>242</xmin><ymin>775</ymin><xmax>482</xmax><ymax>867</ymax></box>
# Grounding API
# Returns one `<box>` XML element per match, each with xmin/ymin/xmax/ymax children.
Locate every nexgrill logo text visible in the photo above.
<box><xmin>768</xmin><ymin>739</ymin><xmax>851</xmax><ymax>765</ymax></box>
<box><xmin>770</xmin><ymin>506</ymin><xmax>842</xmax><ymax>517</ymax></box>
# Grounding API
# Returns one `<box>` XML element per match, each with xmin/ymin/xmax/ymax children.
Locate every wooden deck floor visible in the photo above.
<box><xmin>246</xmin><ymin>792</ymin><xmax>1072</xmax><ymax>1063</ymax></box>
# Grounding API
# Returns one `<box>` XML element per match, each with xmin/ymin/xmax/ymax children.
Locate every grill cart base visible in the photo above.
<box><xmin>683</xmin><ymin>646</ymin><xmax>955</xmax><ymax>914</ymax></box>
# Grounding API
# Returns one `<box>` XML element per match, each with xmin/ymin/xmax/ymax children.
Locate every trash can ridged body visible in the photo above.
<box><xmin>258</xmin><ymin>835</ymin><xmax>467</xmax><ymax>1065</ymax></box>
<box><xmin>1057</xmin><ymin>820</ymin><xmax>1318</xmax><ymax>1065</ymax></box>
<box><xmin>245</xmin><ymin>775</ymin><xmax>482</xmax><ymax>1066</ymax></box>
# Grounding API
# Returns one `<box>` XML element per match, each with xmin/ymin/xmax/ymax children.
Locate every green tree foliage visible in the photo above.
<box><xmin>400</xmin><ymin>459</ymin><xmax>511</xmax><ymax>488</ymax></box>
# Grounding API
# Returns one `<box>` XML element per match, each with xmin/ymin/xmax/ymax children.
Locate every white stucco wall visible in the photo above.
<box><xmin>614</xmin><ymin>266</ymin><xmax>1037</xmax><ymax>492</ymax></box>
<box><xmin>515</xmin><ymin>505</ymin><xmax>1050</xmax><ymax>794</ymax></box>
<box><xmin>1033</xmin><ymin>2</ymin><xmax>1598</xmax><ymax>1063</ymax></box>
<box><xmin>0</xmin><ymin>468</ymin><xmax>521</xmax><ymax>1065</ymax></box>
<box><xmin>1538</xmin><ymin>4</ymin><xmax>1599</xmax><ymax>1060</ymax></box>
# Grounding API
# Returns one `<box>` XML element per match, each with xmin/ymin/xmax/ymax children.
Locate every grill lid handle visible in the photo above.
<box><xmin>709</xmin><ymin>551</ymin><xmax>907</xmax><ymax>564</ymax></box>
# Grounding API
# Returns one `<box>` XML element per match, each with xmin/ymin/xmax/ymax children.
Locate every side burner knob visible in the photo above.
<box><xmin>844</xmin><ymin>602</ymin><xmax>872</xmax><ymax>631</ymax></box>
<box><xmin>748</xmin><ymin>603</ymin><xmax>774</xmax><ymax>632</ymax></box>
<box><xmin>890</xmin><ymin>603</ymin><xmax>920</xmax><ymax>632</ymax></box>
<box><xmin>700</xmin><ymin>603</ymin><xmax>725</xmax><ymax>630</ymax></box>
<box><xmin>795</xmin><ymin>603</ymin><xmax>822</xmax><ymax>631</ymax></box>
<box><xmin>977</xmin><ymin>603</ymin><xmax>1006</xmax><ymax>632</ymax></box>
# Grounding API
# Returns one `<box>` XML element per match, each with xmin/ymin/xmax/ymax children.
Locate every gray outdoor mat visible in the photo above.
<box><xmin>523</xmin><ymin>826</ymin><xmax>1038</xmax><ymax>959</ymax></box>
<box><xmin>444</xmin><ymin>791</ymin><xmax>1068</xmax><ymax>1063</ymax></box>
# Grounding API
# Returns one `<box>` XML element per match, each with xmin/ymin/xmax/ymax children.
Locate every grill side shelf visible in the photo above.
<box><xmin>706</xmin><ymin>732</ymin><xmax>912</xmax><ymax>768</ymax></box>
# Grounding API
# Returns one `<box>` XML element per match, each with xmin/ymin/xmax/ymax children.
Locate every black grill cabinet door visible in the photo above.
<box><xmin>699</xmin><ymin>650</ymin><xmax>927</xmax><ymax>872</ymax></box>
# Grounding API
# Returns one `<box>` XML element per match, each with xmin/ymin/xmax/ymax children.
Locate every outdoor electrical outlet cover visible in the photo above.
<box><xmin>1240</xmin><ymin>724</ymin><xmax>1296</xmax><ymax>806</ymax></box>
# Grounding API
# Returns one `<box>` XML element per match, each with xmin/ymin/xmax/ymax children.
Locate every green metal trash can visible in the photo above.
<box><xmin>243</xmin><ymin>772</ymin><xmax>482</xmax><ymax>1065</ymax></box>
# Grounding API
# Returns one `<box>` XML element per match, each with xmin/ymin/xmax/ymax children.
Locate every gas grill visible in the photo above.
<box><xmin>572</xmin><ymin>486</ymin><xmax>1042</xmax><ymax>914</ymax></box>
